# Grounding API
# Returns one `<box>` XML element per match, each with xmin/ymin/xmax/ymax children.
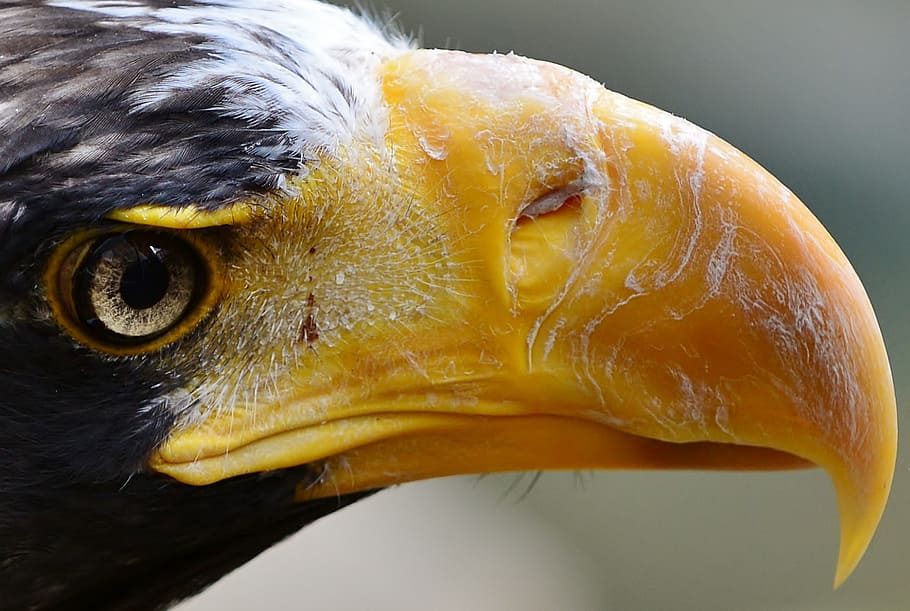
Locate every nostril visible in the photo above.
<box><xmin>509</xmin><ymin>186</ymin><xmax>591</xmax><ymax>312</ymax></box>
<box><xmin>518</xmin><ymin>187</ymin><xmax>584</xmax><ymax>223</ymax></box>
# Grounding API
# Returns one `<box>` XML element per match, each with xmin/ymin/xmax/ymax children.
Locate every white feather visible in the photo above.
<box><xmin>48</xmin><ymin>0</ymin><xmax>413</xmax><ymax>160</ymax></box>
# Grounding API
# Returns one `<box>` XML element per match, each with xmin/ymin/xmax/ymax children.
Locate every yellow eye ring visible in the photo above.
<box><xmin>44</xmin><ymin>227</ymin><xmax>224</xmax><ymax>356</ymax></box>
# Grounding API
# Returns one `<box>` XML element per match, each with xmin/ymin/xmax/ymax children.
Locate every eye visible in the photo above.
<box><xmin>47</xmin><ymin>229</ymin><xmax>221</xmax><ymax>353</ymax></box>
<box><xmin>74</xmin><ymin>232</ymin><xmax>202</xmax><ymax>340</ymax></box>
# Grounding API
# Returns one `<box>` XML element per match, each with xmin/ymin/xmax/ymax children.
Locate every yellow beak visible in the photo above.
<box><xmin>150</xmin><ymin>50</ymin><xmax>896</xmax><ymax>586</ymax></box>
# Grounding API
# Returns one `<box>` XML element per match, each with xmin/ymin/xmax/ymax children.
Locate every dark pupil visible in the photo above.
<box><xmin>120</xmin><ymin>250</ymin><xmax>170</xmax><ymax>310</ymax></box>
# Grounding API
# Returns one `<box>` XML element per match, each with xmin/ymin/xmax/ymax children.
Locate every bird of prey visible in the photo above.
<box><xmin>0</xmin><ymin>1</ymin><xmax>897</xmax><ymax>609</ymax></box>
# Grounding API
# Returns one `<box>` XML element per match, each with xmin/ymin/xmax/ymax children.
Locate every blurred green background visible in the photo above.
<box><xmin>180</xmin><ymin>1</ymin><xmax>908</xmax><ymax>609</ymax></box>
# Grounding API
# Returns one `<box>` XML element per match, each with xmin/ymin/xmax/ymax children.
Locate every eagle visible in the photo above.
<box><xmin>0</xmin><ymin>1</ymin><xmax>897</xmax><ymax>609</ymax></box>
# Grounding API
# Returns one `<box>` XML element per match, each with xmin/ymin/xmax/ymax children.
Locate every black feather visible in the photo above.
<box><xmin>0</xmin><ymin>0</ymin><xmax>307</xmax><ymax>220</ymax></box>
<box><xmin>0</xmin><ymin>2</ymin><xmax>375</xmax><ymax>608</ymax></box>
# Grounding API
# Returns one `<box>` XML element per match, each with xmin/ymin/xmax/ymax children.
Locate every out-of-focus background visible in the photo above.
<box><xmin>181</xmin><ymin>1</ymin><xmax>908</xmax><ymax>609</ymax></box>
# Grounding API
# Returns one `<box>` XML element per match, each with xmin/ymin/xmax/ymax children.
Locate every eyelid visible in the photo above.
<box><xmin>106</xmin><ymin>202</ymin><xmax>257</xmax><ymax>229</ymax></box>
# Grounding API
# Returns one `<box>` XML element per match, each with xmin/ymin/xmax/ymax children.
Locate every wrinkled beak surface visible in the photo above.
<box><xmin>152</xmin><ymin>50</ymin><xmax>896</xmax><ymax>586</ymax></box>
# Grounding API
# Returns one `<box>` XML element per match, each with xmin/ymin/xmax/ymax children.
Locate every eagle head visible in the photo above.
<box><xmin>0</xmin><ymin>1</ymin><xmax>896</xmax><ymax>609</ymax></box>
